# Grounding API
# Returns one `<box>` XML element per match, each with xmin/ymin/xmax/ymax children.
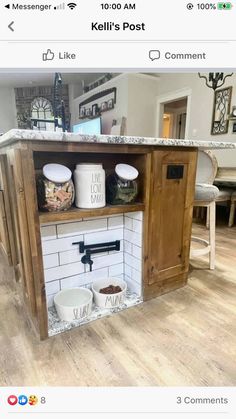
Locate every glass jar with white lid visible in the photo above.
<box><xmin>106</xmin><ymin>163</ymin><xmax>139</xmax><ymax>205</ymax></box>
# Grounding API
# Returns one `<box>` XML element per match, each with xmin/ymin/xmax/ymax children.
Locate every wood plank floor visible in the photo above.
<box><xmin>0</xmin><ymin>223</ymin><xmax>236</xmax><ymax>386</ymax></box>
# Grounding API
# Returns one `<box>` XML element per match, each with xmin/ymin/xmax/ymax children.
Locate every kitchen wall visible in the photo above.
<box><xmin>0</xmin><ymin>87</ymin><xmax>17</xmax><ymax>134</ymax></box>
<box><xmin>71</xmin><ymin>74</ymin><xmax>159</xmax><ymax>136</ymax></box>
<box><xmin>71</xmin><ymin>74</ymin><xmax>129</xmax><ymax>134</ymax></box>
<box><xmin>127</xmin><ymin>74</ymin><xmax>159</xmax><ymax>137</ymax></box>
<box><xmin>156</xmin><ymin>73</ymin><xmax>236</xmax><ymax>167</ymax></box>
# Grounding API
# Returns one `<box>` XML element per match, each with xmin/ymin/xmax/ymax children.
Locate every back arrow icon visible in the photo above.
<box><xmin>8</xmin><ymin>21</ymin><xmax>14</xmax><ymax>31</ymax></box>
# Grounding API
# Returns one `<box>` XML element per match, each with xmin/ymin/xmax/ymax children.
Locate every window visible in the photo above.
<box><xmin>31</xmin><ymin>97</ymin><xmax>53</xmax><ymax>131</ymax></box>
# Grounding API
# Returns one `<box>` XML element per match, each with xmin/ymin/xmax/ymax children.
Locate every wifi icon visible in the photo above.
<box><xmin>67</xmin><ymin>2</ymin><xmax>77</xmax><ymax>9</ymax></box>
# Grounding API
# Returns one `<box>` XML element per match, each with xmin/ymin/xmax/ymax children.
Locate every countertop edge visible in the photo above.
<box><xmin>0</xmin><ymin>129</ymin><xmax>235</xmax><ymax>149</ymax></box>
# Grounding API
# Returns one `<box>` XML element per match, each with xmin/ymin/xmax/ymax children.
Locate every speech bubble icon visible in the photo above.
<box><xmin>149</xmin><ymin>50</ymin><xmax>160</xmax><ymax>61</ymax></box>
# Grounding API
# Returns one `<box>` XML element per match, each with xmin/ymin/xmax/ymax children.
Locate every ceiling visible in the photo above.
<box><xmin>0</xmin><ymin>72</ymin><xmax>108</xmax><ymax>88</ymax></box>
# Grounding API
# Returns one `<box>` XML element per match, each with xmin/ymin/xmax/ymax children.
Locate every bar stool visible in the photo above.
<box><xmin>207</xmin><ymin>188</ymin><xmax>232</xmax><ymax>229</ymax></box>
<box><xmin>190</xmin><ymin>150</ymin><xmax>219</xmax><ymax>270</ymax></box>
<box><xmin>191</xmin><ymin>184</ymin><xmax>219</xmax><ymax>269</ymax></box>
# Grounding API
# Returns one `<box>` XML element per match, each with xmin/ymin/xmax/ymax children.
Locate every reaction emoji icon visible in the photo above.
<box><xmin>7</xmin><ymin>395</ymin><xmax>18</xmax><ymax>406</ymax></box>
<box><xmin>18</xmin><ymin>395</ymin><xmax>28</xmax><ymax>406</ymax></box>
<box><xmin>28</xmin><ymin>395</ymin><xmax>38</xmax><ymax>406</ymax></box>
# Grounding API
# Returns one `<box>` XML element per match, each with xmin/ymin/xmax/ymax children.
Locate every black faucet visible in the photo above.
<box><xmin>81</xmin><ymin>252</ymin><xmax>94</xmax><ymax>272</ymax></box>
<box><xmin>72</xmin><ymin>240</ymin><xmax>120</xmax><ymax>272</ymax></box>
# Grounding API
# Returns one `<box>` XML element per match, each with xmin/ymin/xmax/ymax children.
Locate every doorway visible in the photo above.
<box><xmin>162</xmin><ymin>98</ymin><xmax>187</xmax><ymax>139</ymax></box>
<box><xmin>156</xmin><ymin>89</ymin><xmax>192</xmax><ymax>140</ymax></box>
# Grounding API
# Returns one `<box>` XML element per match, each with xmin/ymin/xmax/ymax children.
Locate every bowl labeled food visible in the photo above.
<box><xmin>54</xmin><ymin>288</ymin><xmax>93</xmax><ymax>322</ymax></box>
<box><xmin>92</xmin><ymin>277</ymin><xmax>127</xmax><ymax>309</ymax></box>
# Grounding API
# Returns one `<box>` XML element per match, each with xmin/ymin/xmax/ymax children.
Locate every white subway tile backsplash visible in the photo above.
<box><xmin>93</xmin><ymin>251</ymin><xmax>109</xmax><ymax>258</ymax></box>
<box><xmin>42</xmin><ymin>212</ymin><xmax>144</xmax><ymax>302</ymax></box>
<box><xmin>57</xmin><ymin>218</ymin><xmax>107</xmax><ymax>238</ymax></box>
<box><xmin>132</xmin><ymin>219</ymin><xmax>142</xmax><ymax>234</ymax></box>
<box><xmin>42</xmin><ymin>235</ymin><xmax>83</xmax><ymax>255</ymax></box>
<box><xmin>125</xmin><ymin>276</ymin><xmax>142</xmax><ymax>296</ymax></box>
<box><xmin>59</xmin><ymin>249</ymin><xmax>80</xmax><ymax>265</ymax></box>
<box><xmin>116</xmin><ymin>274</ymin><xmax>125</xmax><ymax>281</ymax></box>
<box><xmin>41</xmin><ymin>225</ymin><xmax>57</xmax><ymax>241</ymax></box>
<box><xmin>124</xmin><ymin>216</ymin><xmax>133</xmax><ymax>230</ymax></box>
<box><xmin>60</xmin><ymin>267</ymin><xmax>109</xmax><ymax>289</ymax></box>
<box><xmin>124</xmin><ymin>240</ymin><xmax>132</xmax><ymax>254</ymax></box>
<box><xmin>132</xmin><ymin>244</ymin><xmax>142</xmax><ymax>260</ymax></box>
<box><xmin>109</xmin><ymin>263</ymin><xmax>124</xmax><ymax>277</ymax></box>
<box><xmin>85</xmin><ymin>252</ymin><xmax>123</xmax><ymax>272</ymax></box>
<box><xmin>82</xmin><ymin>267</ymin><xmax>109</xmax><ymax>283</ymax></box>
<box><xmin>124</xmin><ymin>229</ymin><xmax>141</xmax><ymax>247</ymax></box>
<box><xmin>124</xmin><ymin>263</ymin><xmax>132</xmax><ymax>279</ymax></box>
<box><xmin>46</xmin><ymin>280</ymin><xmax>60</xmax><ymax>296</ymax></box>
<box><xmin>47</xmin><ymin>294</ymin><xmax>56</xmax><ymax>308</ymax></box>
<box><xmin>84</xmin><ymin>228</ymin><xmax>123</xmax><ymax>245</ymax></box>
<box><xmin>125</xmin><ymin>253</ymin><xmax>141</xmax><ymax>272</ymax></box>
<box><xmin>43</xmin><ymin>253</ymin><xmax>59</xmax><ymax>269</ymax></box>
<box><xmin>108</xmin><ymin>215</ymin><xmax>124</xmax><ymax>230</ymax></box>
<box><xmin>59</xmin><ymin>275</ymin><xmax>81</xmax><ymax>289</ymax></box>
<box><xmin>45</xmin><ymin>261</ymin><xmax>84</xmax><ymax>282</ymax></box>
<box><xmin>125</xmin><ymin>211</ymin><xmax>143</xmax><ymax>221</ymax></box>
<box><xmin>131</xmin><ymin>267</ymin><xmax>142</xmax><ymax>283</ymax></box>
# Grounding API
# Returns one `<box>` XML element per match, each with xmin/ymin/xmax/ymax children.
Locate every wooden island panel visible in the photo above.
<box><xmin>143</xmin><ymin>149</ymin><xmax>197</xmax><ymax>300</ymax></box>
<box><xmin>0</xmin><ymin>139</ymin><xmax>198</xmax><ymax>339</ymax></box>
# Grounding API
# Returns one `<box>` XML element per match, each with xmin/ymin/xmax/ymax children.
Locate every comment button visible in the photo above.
<box><xmin>149</xmin><ymin>49</ymin><xmax>161</xmax><ymax>61</ymax></box>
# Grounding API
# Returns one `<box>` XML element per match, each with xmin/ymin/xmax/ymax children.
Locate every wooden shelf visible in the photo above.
<box><xmin>39</xmin><ymin>203</ymin><xmax>145</xmax><ymax>224</ymax></box>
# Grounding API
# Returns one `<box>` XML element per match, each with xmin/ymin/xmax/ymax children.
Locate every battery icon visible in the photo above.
<box><xmin>217</xmin><ymin>2</ymin><xmax>233</xmax><ymax>9</ymax></box>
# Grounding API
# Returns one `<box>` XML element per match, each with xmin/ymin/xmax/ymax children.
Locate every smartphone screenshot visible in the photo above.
<box><xmin>0</xmin><ymin>0</ymin><xmax>235</xmax><ymax>418</ymax></box>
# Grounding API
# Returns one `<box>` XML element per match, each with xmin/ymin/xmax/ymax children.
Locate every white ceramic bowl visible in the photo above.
<box><xmin>54</xmin><ymin>288</ymin><xmax>93</xmax><ymax>322</ymax></box>
<box><xmin>92</xmin><ymin>277</ymin><xmax>127</xmax><ymax>309</ymax></box>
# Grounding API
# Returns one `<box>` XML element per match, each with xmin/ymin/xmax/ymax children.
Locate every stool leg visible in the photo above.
<box><xmin>195</xmin><ymin>207</ymin><xmax>200</xmax><ymax>219</ymax></box>
<box><xmin>206</xmin><ymin>206</ymin><xmax>210</xmax><ymax>229</ymax></box>
<box><xmin>200</xmin><ymin>207</ymin><xmax>205</xmax><ymax>220</ymax></box>
<box><xmin>228</xmin><ymin>200</ymin><xmax>235</xmax><ymax>228</ymax></box>
<box><xmin>209</xmin><ymin>201</ymin><xmax>215</xmax><ymax>270</ymax></box>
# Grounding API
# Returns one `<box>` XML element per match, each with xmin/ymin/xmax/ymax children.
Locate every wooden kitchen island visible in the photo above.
<box><xmin>0</xmin><ymin>130</ymin><xmax>234</xmax><ymax>340</ymax></box>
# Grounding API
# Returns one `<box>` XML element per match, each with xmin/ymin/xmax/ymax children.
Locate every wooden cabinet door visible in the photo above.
<box><xmin>144</xmin><ymin>148</ymin><xmax>197</xmax><ymax>298</ymax></box>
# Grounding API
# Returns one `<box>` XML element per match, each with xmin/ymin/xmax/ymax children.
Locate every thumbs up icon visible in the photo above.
<box><xmin>42</xmin><ymin>49</ymin><xmax>55</xmax><ymax>61</ymax></box>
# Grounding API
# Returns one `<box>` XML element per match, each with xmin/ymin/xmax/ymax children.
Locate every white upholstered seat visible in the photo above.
<box><xmin>195</xmin><ymin>183</ymin><xmax>219</xmax><ymax>202</ymax></box>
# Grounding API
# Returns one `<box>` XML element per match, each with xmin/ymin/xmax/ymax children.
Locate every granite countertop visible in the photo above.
<box><xmin>0</xmin><ymin>129</ymin><xmax>236</xmax><ymax>149</ymax></box>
